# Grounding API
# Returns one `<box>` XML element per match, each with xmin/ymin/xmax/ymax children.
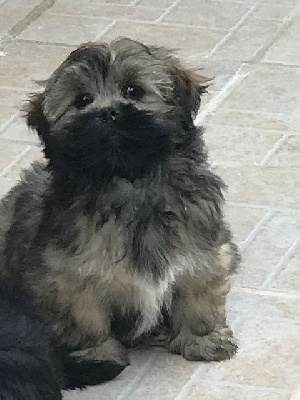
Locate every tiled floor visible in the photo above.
<box><xmin>0</xmin><ymin>0</ymin><xmax>299</xmax><ymax>399</ymax></box>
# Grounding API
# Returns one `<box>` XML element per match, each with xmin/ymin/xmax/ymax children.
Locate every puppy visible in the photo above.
<box><xmin>0</xmin><ymin>37</ymin><xmax>240</xmax><ymax>388</ymax></box>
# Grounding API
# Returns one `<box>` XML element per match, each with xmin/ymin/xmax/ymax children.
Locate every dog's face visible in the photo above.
<box><xmin>27</xmin><ymin>38</ymin><xmax>207</xmax><ymax>182</ymax></box>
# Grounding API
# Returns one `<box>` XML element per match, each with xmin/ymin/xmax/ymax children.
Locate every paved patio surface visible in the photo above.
<box><xmin>0</xmin><ymin>0</ymin><xmax>300</xmax><ymax>399</ymax></box>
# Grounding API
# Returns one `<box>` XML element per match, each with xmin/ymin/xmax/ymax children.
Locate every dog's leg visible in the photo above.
<box><xmin>169</xmin><ymin>243</ymin><xmax>238</xmax><ymax>361</ymax></box>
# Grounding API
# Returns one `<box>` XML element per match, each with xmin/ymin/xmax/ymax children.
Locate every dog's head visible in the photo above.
<box><xmin>26</xmin><ymin>38</ymin><xmax>208</xmax><ymax>182</ymax></box>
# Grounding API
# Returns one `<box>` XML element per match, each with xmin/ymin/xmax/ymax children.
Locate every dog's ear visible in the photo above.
<box><xmin>149</xmin><ymin>46</ymin><xmax>209</xmax><ymax>119</ymax></box>
<box><xmin>25</xmin><ymin>92</ymin><xmax>50</xmax><ymax>141</ymax></box>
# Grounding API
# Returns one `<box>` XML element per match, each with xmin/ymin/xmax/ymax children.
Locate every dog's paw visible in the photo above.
<box><xmin>169</xmin><ymin>326</ymin><xmax>238</xmax><ymax>361</ymax></box>
<box><xmin>71</xmin><ymin>337</ymin><xmax>130</xmax><ymax>367</ymax></box>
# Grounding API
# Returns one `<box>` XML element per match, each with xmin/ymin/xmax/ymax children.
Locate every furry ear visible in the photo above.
<box><xmin>149</xmin><ymin>46</ymin><xmax>209</xmax><ymax>119</ymax></box>
<box><xmin>25</xmin><ymin>92</ymin><xmax>50</xmax><ymax>141</ymax></box>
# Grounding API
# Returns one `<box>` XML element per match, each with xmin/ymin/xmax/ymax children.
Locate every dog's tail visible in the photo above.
<box><xmin>0</xmin><ymin>284</ymin><xmax>126</xmax><ymax>399</ymax></box>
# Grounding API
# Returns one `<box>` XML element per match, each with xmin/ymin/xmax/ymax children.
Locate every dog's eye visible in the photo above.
<box><xmin>123</xmin><ymin>85</ymin><xmax>145</xmax><ymax>100</ymax></box>
<box><xmin>74</xmin><ymin>94</ymin><xmax>94</xmax><ymax>109</ymax></box>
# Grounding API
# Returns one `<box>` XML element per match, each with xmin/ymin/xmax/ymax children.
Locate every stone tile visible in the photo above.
<box><xmin>234</xmin><ymin>212</ymin><xmax>300</xmax><ymax>288</ymax></box>
<box><xmin>0</xmin><ymin>0</ymin><xmax>41</xmax><ymax>39</ymax></box>
<box><xmin>252</xmin><ymin>4</ymin><xmax>293</xmax><ymax>20</ymax></box>
<box><xmin>211</xmin><ymin>19</ymin><xmax>280</xmax><ymax>61</ymax></box>
<box><xmin>3</xmin><ymin>145</ymin><xmax>44</xmax><ymax>180</ymax></box>
<box><xmin>216</xmin><ymin>166</ymin><xmax>300</xmax><ymax>209</ymax></box>
<box><xmin>19</xmin><ymin>13</ymin><xmax>113</xmax><ymax>45</ymax></box>
<box><xmin>0</xmin><ymin>42</ymin><xmax>74</xmax><ymax>89</ymax></box>
<box><xmin>52</xmin><ymin>0</ymin><xmax>134</xmax><ymax>13</ymax></box>
<box><xmin>219</xmin><ymin>65</ymin><xmax>300</xmax><ymax>121</ymax></box>
<box><xmin>228</xmin><ymin>289</ymin><xmax>300</xmax><ymax>322</ymax></box>
<box><xmin>224</xmin><ymin>205</ymin><xmax>267</xmax><ymax>245</ymax></box>
<box><xmin>0</xmin><ymin>88</ymin><xmax>27</xmax><ymax>110</ymax></box>
<box><xmin>204</xmin><ymin>125</ymin><xmax>283</xmax><ymax>166</ymax></box>
<box><xmin>187</xmin><ymin>58</ymin><xmax>241</xmax><ymax>93</ymax></box>
<box><xmin>187</xmin><ymin>383</ymin><xmax>289</xmax><ymax>400</ymax></box>
<box><xmin>49</xmin><ymin>4</ymin><xmax>163</xmax><ymax>20</ymax></box>
<box><xmin>137</xmin><ymin>0</ymin><xmax>174</xmax><ymax>5</ymax></box>
<box><xmin>0</xmin><ymin>140</ymin><xmax>30</xmax><ymax>174</ymax></box>
<box><xmin>205</xmin><ymin>319</ymin><xmax>300</xmax><ymax>389</ymax></box>
<box><xmin>0</xmin><ymin>108</ymin><xmax>19</xmax><ymax>130</ymax></box>
<box><xmin>0</xmin><ymin>116</ymin><xmax>40</xmax><ymax>144</ymax></box>
<box><xmin>267</xmin><ymin>136</ymin><xmax>300</xmax><ymax>168</ymax></box>
<box><xmin>165</xmin><ymin>2</ymin><xmax>250</xmax><ymax>30</ymax></box>
<box><xmin>263</xmin><ymin>18</ymin><xmax>300</xmax><ymax>66</ymax></box>
<box><xmin>270</xmin><ymin>246</ymin><xmax>300</xmax><ymax>292</ymax></box>
<box><xmin>102</xmin><ymin>22</ymin><xmax>226</xmax><ymax>57</ymax></box>
<box><xmin>127</xmin><ymin>350</ymin><xmax>199</xmax><ymax>399</ymax></box>
<box><xmin>0</xmin><ymin>178</ymin><xmax>15</xmax><ymax>198</ymax></box>
<box><xmin>208</xmin><ymin>109</ymin><xmax>292</xmax><ymax>133</ymax></box>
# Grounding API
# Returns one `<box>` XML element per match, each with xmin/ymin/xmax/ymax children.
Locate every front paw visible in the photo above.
<box><xmin>169</xmin><ymin>326</ymin><xmax>238</xmax><ymax>361</ymax></box>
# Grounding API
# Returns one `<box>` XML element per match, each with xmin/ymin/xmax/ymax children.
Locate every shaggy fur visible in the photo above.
<box><xmin>0</xmin><ymin>37</ymin><xmax>240</xmax><ymax>393</ymax></box>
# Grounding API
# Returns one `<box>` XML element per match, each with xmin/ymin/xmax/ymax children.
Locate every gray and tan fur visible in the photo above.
<box><xmin>0</xmin><ymin>38</ymin><xmax>240</xmax><ymax>371</ymax></box>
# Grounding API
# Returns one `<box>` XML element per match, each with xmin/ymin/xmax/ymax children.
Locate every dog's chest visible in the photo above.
<box><xmin>45</xmin><ymin>217</ymin><xmax>173</xmax><ymax>336</ymax></box>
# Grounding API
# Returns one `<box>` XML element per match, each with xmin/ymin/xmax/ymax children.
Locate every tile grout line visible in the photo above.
<box><xmin>194</xmin><ymin>65</ymin><xmax>250</xmax><ymax>126</ymax></box>
<box><xmin>233</xmin><ymin>286</ymin><xmax>300</xmax><ymax>300</ymax></box>
<box><xmin>226</xmin><ymin>201</ymin><xmax>300</xmax><ymax>214</ymax></box>
<box><xmin>117</xmin><ymin>353</ymin><xmax>158</xmax><ymax>400</ymax></box>
<box><xmin>205</xmin><ymin>4</ymin><xmax>258</xmax><ymax>59</ymax></box>
<box><xmin>250</xmin><ymin>5</ymin><xmax>300</xmax><ymax>63</ymax></box>
<box><xmin>0</xmin><ymin>145</ymin><xmax>32</xmax><ymax>178</ymax></box>
<box><xmin>260</xmin><ymin>235</ymin><xmax>300</xmax><ymax>290</ymax></box>
<box><xmin>0</xmin><ymin>111</ymin><xmax>20</xmax><ymax>136</ymax></box>
<box><xmin>239</xmin><ymin>209</ymin><xmax>275</xmax><ymax>253</ymax></box>
<box><xmin>260</xmin><ymin>133</ymin><xmax>290</xmax><ymax>166</ymax></box>
<box><xmin>154</xmin><ymin>0</ymin><xmax>182</xmax><ymax>23</ymax></box>
<box><xmin>93</xmin><ymin>21</ymin><xmax>117</xmax><ymax>41</ymax></box>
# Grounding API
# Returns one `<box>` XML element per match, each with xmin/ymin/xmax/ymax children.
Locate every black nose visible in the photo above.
<box><xmin>99</xmin><ymin>107</ymin><xmax>119</xmax><ymax>122</ymax></box>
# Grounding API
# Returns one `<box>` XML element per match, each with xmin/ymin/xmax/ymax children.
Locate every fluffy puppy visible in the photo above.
<box><xmin>0</xmin><ymin>38</ymin><xmax>240</xmax><ymax>387</ymax></box>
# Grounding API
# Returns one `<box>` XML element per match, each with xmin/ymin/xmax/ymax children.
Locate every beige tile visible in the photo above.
<box><xmin>102</xmin><ymin>22</ymin><xmax>226</xmax><ymax>57</ymax></box>
<box><xmin>267</xmin><ymin>136</ymin><xmax>300</xmax><ymax>168</ymax></box>
<box><xmin>0</xmin><ymin>42</ymin><xmax>74</xmax><ymax>89</ymax></box>
<box><xmin>211</xmin><ymin>19</ymin><xmax>280</xmax><ymax>61</ymax></box>
<box><xmin>0</xmin><ymin>116</ymin><xmax>40</xmax><ymax>144</ymax></box>
<box><xmin>0</xmin><ymin>108</ymin><xmax>19</xmax><ymax>130</ymax></box>
<box><xmin>0</xmin><ymin>140</ymin><xmax>30</xmax><ymax>174</ymax></box>
<box><xmin>206</xmin><ymin>319</ymin><xmax>300</xmax><ymax>389</ymax></box>
<box><xmin>228</xmin><ymin>289</ymin><xmax>300</xmax><ymax>322</ymax></box>
<box><xmin>204</xmin><ymin>125</ymin><xmax>283</xmax><ymax>166</ymax></box>
<box><xmin>208</xmin><ymin>109</ymin><xmax>292</xmax><ymax>133</ymax></box>
<box><xmin>128</xmin><ymin>350</ymin><xmax>199</xmax><ymax>399</ymax></box>
<box><xmin>263</xmin><ymin>19</ymin><xmax>300</xmax><ymax>66</ymax></box>
<box><xmin>224</xmin><ymin>205</ymin><xmax>267</xmax><ymax>245</ymax></box>
<box><xmin>218</xmin><ymin>65</ymin><xmax>300</xmax><ymax>122</ymax></box>
<box><xmin>234</xmin><ymin>212</ymin><xmax>300</xmax><ymax>288</ymax></box>
<box><xmin>0</xmin><ymin>0</ymin><xmax>41</xmax><ymax>39</ymax></box>
<box><xmin>252</xmin><ymin>4</ymin><xmax>293</xmax><ymax>20</ymax></box>
<box><xmin>3</xmin><ymin>145</ymin><xmax>44</xmax><ymax>180</ymax></box>
<box><xmin>188</xmin><ymin>58</ymin><xmax>241</xmax><ymax>93</ymax></box>
<box><xmin>271</xmin><ymin>247</ymin><xmax>300</xmax><ymax>292</ymax></box>
<box><xmin>188</xmin><ymin>383</ymin><xmax>289</xmax><ymax>400</ymax></box>
<box><xmin>165</xmin><ymin>2</ymin><xmax>250</xmax><ymax>30</ymax></box>
<box><xmin>50</xmin><ymin>4</ymin><xmax>163</xmax><ymax>20</ymax></box>
<box><xmin>138</xmin><ymin>0</ymin><xmax>174</xmax><ymax>5</ymax></box>
<box><xmin>0</xmin><ymin>178</ymin><xmax>16</xmax><ymax>198</ymax></box>
<box><xmin>51</xmin><ymin>0</ymin><xmax>133</xmax><ymax>14</ymax></box>
<box><xmin>216</xmin><ymin>166</ymin><xmax>300</xmax><ymax>209</ymax></box>
<box><xmin>0</xmin><ymin>88</ymin><xmax>27</xmax><ymax>110</ymax></box>
<box><xmin>19</xmin><ymin>13</ymin><xmax>112</xmax><ymax>45</ymax></box>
